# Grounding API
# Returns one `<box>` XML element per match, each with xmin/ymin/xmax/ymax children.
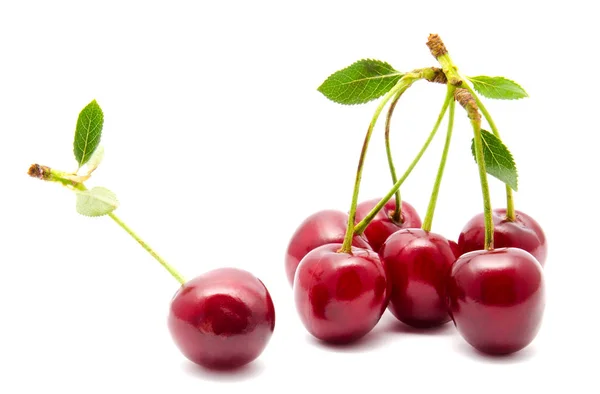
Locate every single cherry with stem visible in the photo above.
<box><xmin>430</xmin><ymin>35</ymin><xmax>545</xmax><ymax>354</ymax></box>
<box><xmin>28</xmin><ymin>101</ymin><xmax>275</xmax><ymax>370</ymax></box>
<box><xmin>380</xmin><ymin>85</ymin><xmax>457</xmax><ymax>328</ymax></box>
<box><xmin>354</xmin><ymin>88</ymin><xmax>422</xmax><ymax>253</ymax></box>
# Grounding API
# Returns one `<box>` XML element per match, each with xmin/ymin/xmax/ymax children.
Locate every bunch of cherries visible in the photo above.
<box><xmin>286</xmin><ymin>35</ymin><xmax>546</xmax><ymax>354</ymax></box>
<box><xmin>28</xmin><ymin>34</ymin><xmax>545</xmax><ymax>373</ymax></box>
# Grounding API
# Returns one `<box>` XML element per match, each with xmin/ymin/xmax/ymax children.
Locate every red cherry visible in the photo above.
<box><xmin>380</xmin><ymin>228</ymin><xmax>455</xmax><ymax>328</ymax></box>
<box><xmin>293</xmin><ymin>243</ymin><xmax>388</xmax><ymax>343</ymax></box>
<box><xmin>458</xmin><ymin>209</ymin><xmax>547</xmax><ymax>266</ymax></box>
<box><xmin>285</xmin><ymin>210</ymin><xmax>371</xmax><ymax>286</ymax></box>
<box><xmin>168</xmin><ymin>268</ymin><xmax>275</xmax><ymax>369</ymax></box>
<box><xmin>355</xmin><ymin>197</ymin><xmax>422</xmax><ymax>253</ymax></box>
<box><xmin>446</xmin><ymin>247</ymin><xmax>545</xmax><ymax>355</ymax></box>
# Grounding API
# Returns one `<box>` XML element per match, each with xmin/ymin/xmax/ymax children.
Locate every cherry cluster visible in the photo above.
<box><xmin>286</xmin><ymin>35</ymin><xmax>547</xmax><ymax>355</ymax></box>
<box><xmin>28</xmin><ymin>34</ymin><xmax>546</xmax><ymax>374</ymax></box>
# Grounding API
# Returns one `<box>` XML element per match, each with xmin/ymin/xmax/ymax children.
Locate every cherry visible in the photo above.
<box><xmin>355</xmin><ymin>197</ymin><xmax>422</xmax><ymax>253</ymax></box>
<box><xmin>379</xmin><ymin>228</ymin><xmax>455</xmax><ymax>328</ymax></box>
<box><xmin>168</xmin><ymin>268</ymin><xmax>275</xmax><ymax>369</ymax></box>
<box><xmin>293</xmin><ymin>243</ymin><xmax>388</xmax><ymax>343</ymax></box>
<box><xmin>285</xmin><ymin>209</ymin><xmax>371</xmax><ymax>286</ymax></box>
<box><xmin>458</xmin><ymin>208</ymin><xmax>547</xmax><ymax>266</ymax></box>
<box><xmin>446</xmin><ymin>247</ymin><xmax>545</xmax><ymax>355</ymax></box>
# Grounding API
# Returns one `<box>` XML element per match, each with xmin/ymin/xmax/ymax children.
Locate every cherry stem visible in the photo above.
<box><xmin>461</xmin><ymin>83</ymin><xmax>515</xmax><ymax>221</ymax></box>
<box><xmin>384</xmin><ymin>90</ymin><xmax>405</xmax><ymax>223</ymax></box>
<box><xmin>108</xmin><ymin>212</ymin><xmax>187</xmax><ymax>285</ymax></box>
<box><xmin>421</xmin><ymin>87</ymin><xmax>455</xmax><ymax>232</ymax></box>
<box><xmin>339</xmin><ymin>74</ymin><xmax>419</xmax><ymax>253</ymax></box>
<box><xmin>467</xmin><ymin>103</ymin><xmax>494</xmax><ymax>250</ymax></box>
<box><xmin>354</xmin><ymin>91</ymin><xmax>451</xmax><ymax>235</ymax></box>
<box><xmin>27</xmin><ymin>164</ymin><xmax>187</xmax><ymax>285</ymax></box>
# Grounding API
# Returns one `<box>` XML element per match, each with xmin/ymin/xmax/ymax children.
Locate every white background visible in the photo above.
<box><xmin>1</xmin><ymin>1</ymin><xmax>597</xmax><ymax>392</ymax></box>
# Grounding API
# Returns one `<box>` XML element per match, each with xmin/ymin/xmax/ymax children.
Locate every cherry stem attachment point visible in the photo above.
<box><xmin>354</xmin><ymin>91</ymin><xmax>452</xmax><ymax>235</ymax></box>
<box><xmin>427</xmin><ymin>33</ymin><xmax>514</xmax><ymax>222</ymax></box>
<box><xmin>421</xmin><ymin>87</ymin><xmax>455</xmax><ymax>232</ymax></box>
<box><xmin>339</xmin><ymin>74</ymin><xmax>420</xmax><ymax>253</ymax></box>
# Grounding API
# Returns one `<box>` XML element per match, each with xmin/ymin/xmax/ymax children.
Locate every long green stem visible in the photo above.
<box><xmin>108</xmin><ymin>212</ymin><xmax>186</xmax><ymax>285</ymax></box>
<box><xmin>340</xmin><ymin>74</ymin><xmax>419</xmax><ymax>253</ymax></box>
<box><xmin>461</xmin><ymin>82</ymin><xmax>515</xmax><ymax>221</ymax></box>
<box><xmin>354</xmin><ymin>92</ymin><xmax>452</xmax><ymax>235</ymax></box>
<box><xmin>384</xmin><ymin>90</ymin><xmax>404</xmax><ymax>222</ymax></box>
<box><xmin>27</xmin><ymin>164</ymin><xmax>187</xmax><ymax>285</ymax></box>
<box><xmin>470</xmin><ymin>115</ymin><xmax>494</xmax><ymax>250</ymax></box>
<box><xmin>421</xmin><ymin>88</ymin><xmax>455</xmax><ymax>232</ymax></box>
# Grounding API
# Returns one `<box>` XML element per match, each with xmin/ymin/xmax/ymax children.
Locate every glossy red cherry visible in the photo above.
<box><xmin>355</xmin><ymin>197</ymin><xmax>422</xmax><ymax>253</ymax></box>
<box><xmin>294</xmin><ymin>243</ymin><xmax>388</xmax><ymax>343</ymax></box>
<box><xmin>458</xmin><ymin>208</ymin><xmax>547</xmax><ymax>266</ymax></box>
<box><xmin>285</xmin><ymin>209</ymin><xmax>371</xmax><ymax>286</ymax></box>
<box><xmin>168</xmin><ymin>268</ymin><xmax>275</xmax><ymax>369</ymax></box>
<box><xmin>446</xmin><ymin>247</ymin><xmax>545</xmax><ymax>355</ymax></box>
<box><xmin>379</xmin><ymin>228</ymin><xmax>455</xmax><ymax>328</ymax></box>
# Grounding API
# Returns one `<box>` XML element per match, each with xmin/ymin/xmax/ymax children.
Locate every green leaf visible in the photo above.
<box><xmin>471</xmin><ymin>130</ymin><xmax>518</xmax><ymax>191</ymax></box>
<box><xmin>468</xmin><ymin>76</ymin><xmax>528</xmax><ymax>100</ymax></box>
<box><xmin>74</xmin><ymin>99</ymin><xmax>104</xmax><ymax>168</ymax></box>
<box><xmin>317</xmin><ymin>59</ymin><xmax>403</xmax><ymax>105</ymax></box>
<box><xmin>75</xmin><ymin>187</ymin><xmax>118</xmax><ymax>217</ymax></box>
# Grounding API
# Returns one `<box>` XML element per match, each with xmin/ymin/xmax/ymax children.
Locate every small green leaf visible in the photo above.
<box><xmin>468</xmin><ymin>76</ymin><xmax>528</xmax><ymax>100</ymax></box>
<box><xmin>471</xmin><ymin>130</ymin><xmax>518</xmax><ymax>191</ymax></box>
<box><xmin>76</xmin><ymin>187</ymin><xmax>118</xmax><ymax>217</ymax></box>
<box><xmin>317</xmin><ymin>59</ymin><xmax>403</xmax><ymax>105</ymax></box>
<box><xmin>74</xmin><ymin>100</ymin><xmax>104</xmax><ymax>168</ymax></box>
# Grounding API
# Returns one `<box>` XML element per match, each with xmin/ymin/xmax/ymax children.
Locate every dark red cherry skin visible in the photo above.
<box><xmin>379</xmin><ymin>228</ymin><xmax>456</xmax><ymax>328</ymax></box>
<box><xmin>458</xmin><ymin>209</ymin><xmax>547</xmax><ymax>266</ymax></box>
<box><xmin>285</xmin><ymin>210</ymin><xmax>371</xmax><ymax>286</ymax></box>
<box><xmin>294</xmin><ymin>243</ymin><xmax>388</xmax><ymax>343</ymax></box>
<box><xmin>355</xmin><ymin>198</ymin><xmax>422</xmax><ymax>253</ymax></box>
<box><xmin>168</xmin><ymin>268</ymin><xmax>275</xmax><ymax>369</ymax></box>
<box><xmin>446</xmin><ymin>247</ymin><xmax>545</xmax><ymax>355</ymax></box>
<box><xmin>448</xmin><ymin>240</ymin><xmax>461</xmax><ymax>259</ymax></box>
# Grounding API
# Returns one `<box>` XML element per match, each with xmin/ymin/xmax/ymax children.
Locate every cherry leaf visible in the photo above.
<box><xmin>317</xmin><ymin>59</ymin><xmax>403</xmax><ymax>105</ymax></box>
<box><xmin>471</xmin><ymin>130</ymin><xmax>518</xmax><ymax>191</ymax></box>
<box><xmin>75</xmin><ymin>187</ymin><xmax>118</xmax><ymax>217</ymax></box>
<box><xmin>74</xmin><ymin>99</ymin><xmax>104</xmax><ymax>168</ymax></box>
<box><xmin>468</xmin><ymin>76</ymin><xmax>528</xmax><ymax>100</ymax></box>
